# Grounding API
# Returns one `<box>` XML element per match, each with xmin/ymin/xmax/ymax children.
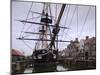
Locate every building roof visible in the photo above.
<box><xmin>12</xmin><ymin>49</ymin><xmax>24</xmax><ymax>56</ymax></box>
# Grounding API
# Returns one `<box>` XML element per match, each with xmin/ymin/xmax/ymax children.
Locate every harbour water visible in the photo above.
<box><xmin>23</xmin><ymin>61</ymin><xmax>96</xmax><ymax>74</ymax></box>
<box><xmin>57</xmin><ymin>65</ymin><xmax>68</xmax><ymax>71</ymax></box>
<box><xmin>24</xmin><ymin>63</ymin><xmax>69</xmax><ymax>73</ymax></box>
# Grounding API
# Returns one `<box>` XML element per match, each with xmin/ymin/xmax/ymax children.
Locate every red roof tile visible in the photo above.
<box><xmin>12</xmin><ymin>49</ymin><xmax>24</xmax><ymax>56</ymax></box>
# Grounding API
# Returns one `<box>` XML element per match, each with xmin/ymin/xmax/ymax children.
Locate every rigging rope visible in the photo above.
<box><xmin>19</xmin><ymin>2</ymin><xmax>33</xmax><ymax>37</ymax></box>
<box><xmin>26</xmin><ymin>15</ymin><xmax>41</xmax><ymax>20</ymax></box>
<box><xmin>55</xmin><ymin>4</ymin><xmax>57</xmax><ymax>24</ymax></box>
<box><xmin>22</xmin><ymin>5</ymin><xmax>38</xmax><ymax>51</ymax></box>
<box><xmin>22</xmin><ymin>10</ymin><xmax>38</xmax><ymax>39</ymax></box>
<box><xmin>63</xmin><ymin>5</ymin><xmax>77</xmax><ymax>40</ymax></box>
<box><xmin>34</xmin><ymin>3</ymin><xmax>51</xmax><ymax>50</ymax></box>
<box><xmin>22</xmin><ymin>40</ymin><xmax>33</xmax><ymax>50</ymax></box>
<box><xmin>48</xmin><ymin>4</ymin><xmax>52</xmax><ymax>39</ymax></box>
<box><xmin>63</xmin><ymin>5</ymin><xmax>70</xmax><ymax>27</ymax></box>
<box><xmin>77</xmin><ymin>5</ymin><xmax>78</xmax><ymax>37</ymax></box>
<box><xmin>61</xmin><ymin>5</ymin><xmax>70</xmax><ymax>39</ymax></box>
<box><xmin>69</xmin><ymin>6</ymin><xmax>77</xmax><ymax>28</ymax></box>
<box><xmin>23</xmin><ymin>12</ymin><xmax>35</xmax><ymax>35</ymax></box>
<box><xmin>49</xmin><ymin>4</ymin><xmax>52</xmax><ymax>20</ymax></box>
<box><xmin>55</xmin><ymin>3</ymin><xmax>58</xmax><ymax>49</ymax></box>
<box><xmin>58</xmin><ymin>5</ymin><xmax>77</xmax><ymax>49</ymax></box>
<box><xmin>20</xmin><ymin>2</ymin><xmax>34</xmax><ymax>50</ymax></box>
<box><xmin>57</xmin><ymin>5</ymin><xmax>70</xmax><ymax>50</ymax></box>
<box><xmin>79</xmin><ymin>6</ymin><xmax>91</xmax><ymax>38</ymax></box>
<box><xmin>45</xmin><ymin>3</ymin><xmax>49</xmax><ymax>13</ymax></box>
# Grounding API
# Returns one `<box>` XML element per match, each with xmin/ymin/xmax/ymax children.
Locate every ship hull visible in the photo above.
<box><xmin>32</xmin><ymin>49</ymin><xmax>58</xmax><ymax>72</ymax></box>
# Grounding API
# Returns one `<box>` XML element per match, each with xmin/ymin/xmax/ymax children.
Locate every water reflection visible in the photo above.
<box><xmin>57</xmin><ymin>65</ymin><xmax>68</xmax><ymax>71</ymax></box>
<box><xmin>32</xmin><ymin>63</ymin><xmax>57</xmax><ymax>73</ymax></box>
<box><xmin>24</xmin><ymin>68</ymin><xmax>33</xmax><ymax>73</ymax></box>
<box><xmin>24</xmin><ymin>63</ymin><xmax>69</xmax><ymax>73</ymax></box>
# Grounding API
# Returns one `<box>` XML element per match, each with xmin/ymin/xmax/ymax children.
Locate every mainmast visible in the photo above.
<box><xmin>36</xmin><ymin>3</ymin><xmax>52</xmax><ymax>49</ymax></box>
<box><xmin>48</xmin><ymin>4</ymin><xmax>66</xmax><ymax>49</ymax></box>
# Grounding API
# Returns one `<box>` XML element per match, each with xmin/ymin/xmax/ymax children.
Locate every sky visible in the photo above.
<box><xmin>12</xmin><ymin>1</ymin><xmax>96</xmax><ymax>56</ymax></box>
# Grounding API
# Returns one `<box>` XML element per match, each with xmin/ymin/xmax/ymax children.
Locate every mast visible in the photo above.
<box><xmin>48</xmin><ymin>4</ymin><xmax>66</xmax><ymax>49</ymax></box>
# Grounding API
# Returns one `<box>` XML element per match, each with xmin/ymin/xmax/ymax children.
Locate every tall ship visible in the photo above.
<box><xmin>13</xmin><ymin>1</ymin><xmax>96</xmax><ymax>73</ymax></box>
<box><xmin>16</xmin><ymin>2</ymin><xmax>69</xmax><ymax>72</ymax></box>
